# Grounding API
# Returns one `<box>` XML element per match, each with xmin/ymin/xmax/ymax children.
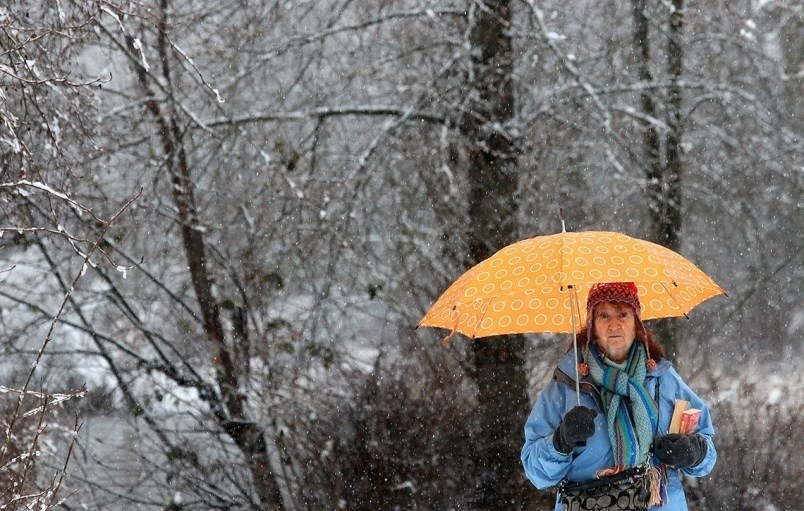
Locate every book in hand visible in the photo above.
<box><xmin>679</xmin><ymin>408</ymin><xmax>701</xmax><ymax>434</ymax></box>
<box><xmin>668</xmin><ymin>399</ymin><xmax>701</xmax><ymax>434</ymax></box>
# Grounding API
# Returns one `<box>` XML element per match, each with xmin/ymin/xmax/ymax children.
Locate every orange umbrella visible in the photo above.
<box><xmin>419</xmin><ymin>230</ymin><xmax>725</xmax><ymax>340</ymax></box>
<box><xmin>419</xmin><ymin>230</ymin><xmax>726</xmax><ymax>404</ymax></box>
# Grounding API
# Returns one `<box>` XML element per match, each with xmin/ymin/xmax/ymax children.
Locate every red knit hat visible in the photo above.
<box><xmin>585</xmin><ymin>282</ymin><xmax>643</xmax><ymax>338</ymax></box>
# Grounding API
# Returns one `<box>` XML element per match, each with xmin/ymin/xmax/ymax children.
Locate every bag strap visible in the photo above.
<box><xmin>654</xmin><ymin>378</ymin><xmax>660</xmax><ymax>436</ymax></box>
<box><xmin>553</xmin><ymin>366</ymin><xmax>604</xmax><ymax>411</ymax></box>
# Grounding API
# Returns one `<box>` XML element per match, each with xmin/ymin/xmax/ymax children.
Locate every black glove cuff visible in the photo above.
<box><xmin>553</xmin><ymin>430</ymin><xmax>572</xmax><ymax>454</ymax></box>
<box><xmin>691</xmin><ymin>434</ymin><xmax>708</xmax><ymax>467</ymax></box>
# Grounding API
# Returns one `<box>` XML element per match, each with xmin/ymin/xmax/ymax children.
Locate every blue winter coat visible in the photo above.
<box><xmin>521</xmin><ymin>349</ymin><xmax>716</xmax><ymax>511</ymax></box>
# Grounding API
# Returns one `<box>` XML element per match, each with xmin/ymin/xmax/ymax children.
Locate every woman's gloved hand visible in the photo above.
<box><xmin>553</xmin><ymin>406</ymin><xmax>597</xmax><ymax>454</ymax></box>
<box><xmin>653</xmin><ymin>433</ymin><xmax>708</xmax><ymax>468</ymax></box>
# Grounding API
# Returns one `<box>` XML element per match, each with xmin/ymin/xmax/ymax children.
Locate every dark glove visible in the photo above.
<box><xmin>553</xmin><ymin>406</ymin><xmax>597</xmax><ymax>454</ymax></box>
<box><xmin>653</xmin><ymin>433</ymin><xmax>708</xmax><ymax>468</ymax></box>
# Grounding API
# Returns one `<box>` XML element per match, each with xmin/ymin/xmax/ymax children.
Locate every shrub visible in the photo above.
<box><xmin>689</xmin><ymin>377</ymin><xmax>803</xmax><ymax>511</ymax></box>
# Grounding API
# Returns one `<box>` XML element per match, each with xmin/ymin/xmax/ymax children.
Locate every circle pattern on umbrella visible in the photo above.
<box><xmin>420</xmin><ymin>232</ymin><xmax>725</xmax><ymax>338</ymax></box>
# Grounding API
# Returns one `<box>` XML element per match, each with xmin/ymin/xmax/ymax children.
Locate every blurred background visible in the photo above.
<box><xmin>0</xmin><ymin>1</ymin><xmax>801</xmax><ymax>509</ymax></box>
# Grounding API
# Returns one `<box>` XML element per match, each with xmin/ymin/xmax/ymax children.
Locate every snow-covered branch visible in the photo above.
<box><xmin>203</xmin><ymin>105</ymin><xmax>447</xmax><ymax>128</ymax></box>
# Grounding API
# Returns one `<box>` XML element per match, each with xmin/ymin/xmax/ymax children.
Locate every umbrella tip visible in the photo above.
<box><xmin>559</xmin><ymin>207</ymin><xmax>566</xmax><ymax>233</ymax></box>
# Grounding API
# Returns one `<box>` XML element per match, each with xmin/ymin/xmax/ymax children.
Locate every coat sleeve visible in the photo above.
<box><xmin>661</xmin><ymin>366</ymin><xmax>717</xmax><ymax>477</ymax></box>
<box><xmin>520</xmin><ymin>380</ymin><xmax>574</xmax><ymax>489</ymax></box>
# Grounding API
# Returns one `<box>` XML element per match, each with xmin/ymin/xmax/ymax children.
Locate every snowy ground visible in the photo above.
<box><xmin>52</xmin><ymin>359</ymin><xmax>801</xmax><ymax>509</ymax></box>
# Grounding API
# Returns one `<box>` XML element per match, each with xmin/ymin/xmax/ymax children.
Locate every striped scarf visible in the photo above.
<box><xmin>586</xmin><ymin>342</ymin><xmax>658</xmax><ymax>468</ymax></box>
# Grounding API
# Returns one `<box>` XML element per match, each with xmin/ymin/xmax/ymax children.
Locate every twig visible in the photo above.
<box><xmin>0</xmin><ymin>188</ymin><xmax>141</xmax><ymax>465</ymax></box>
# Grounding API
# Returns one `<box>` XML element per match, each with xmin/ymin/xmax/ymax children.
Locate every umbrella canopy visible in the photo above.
<box><xmin>419</xmin><ymin>231</ymin><xmax>725</xmax><ymax>340</ymax></box>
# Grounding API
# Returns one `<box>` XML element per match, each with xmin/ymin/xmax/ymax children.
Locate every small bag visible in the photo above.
<box><xmin>556</xmin><ymin>463</ymin><xmax>653</xmax><ymax>511</ymax></box>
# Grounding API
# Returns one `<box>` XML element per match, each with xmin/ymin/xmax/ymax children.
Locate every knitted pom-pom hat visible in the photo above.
<box><xmin>585</xmin><ymin>282</ymin><xmax>655</xmax><ymax>370</ymax></box>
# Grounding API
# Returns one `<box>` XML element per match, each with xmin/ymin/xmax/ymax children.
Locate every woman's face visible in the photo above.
<box><xmin>592</xmin><ymin>301</ymin><xmax>637</xmax><ymax>363</ymax></box>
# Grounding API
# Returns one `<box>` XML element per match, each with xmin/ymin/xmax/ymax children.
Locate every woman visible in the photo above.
<box><xmin>521</xmin><ymin>282</ymin><xmax>716</xmax><ymax>510</ymax></box>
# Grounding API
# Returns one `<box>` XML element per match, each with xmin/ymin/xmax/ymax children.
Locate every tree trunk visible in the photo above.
<box><xmin>461</xmin><ymin>2</ymin><xmax>530</xmax><ymax>509</ymax></box>
<box><xmin>632</xmin><ymin>0</ymin><xmax>685</xmax><ymax>357</ymax></box>
<box><xmin>121</xmin><ymin>3</ymin><xmax>285</xmax><ymax>508</ymax></box>
<box><xmin>662</xmin><ymin>0</ymin><xmax>684</xmax><ymax>254</ymax></box>
<box><xmin>631</xmin><ymin>0</ymin><xmax>661</xmax><ymax>192</ymax></box>
<box><xmin>653</xmin><ymin>0</ymin><xmax>685</xmax><ymax>356</ymax></box>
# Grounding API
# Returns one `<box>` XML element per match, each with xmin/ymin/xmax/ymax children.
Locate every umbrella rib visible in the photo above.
<box><xmin>442</xmin><ymin>297</ymin><xmax>490</xmax><ymax>343</ymax></box>
<box><xmin>660</xmin><ymin>281</ymin><xmax>690</xmax><ymax>319</ymax></box>
<box><xmin>471</xmin><ymin>296</ymin><xmax>497</xmax><ymax>339</ymax></box>
<box><xmin>439</xmin><ymin>303</ymin><xmax>464</xmax><ymax>346</ymax></box>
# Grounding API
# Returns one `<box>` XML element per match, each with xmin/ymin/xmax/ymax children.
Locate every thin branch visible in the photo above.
<box><xmin>0</xmin><ymin>180</ymin><xmax>99</xmax><ymax>219</ymax></box>
<box><xmin>1</xmin><ymin>188</ymin><xmax>141</xmax><ymax>465</ymax></box>
<box><xmin>202</xmin><ymin>105</ymin><xmax>447</xmax><ymax>128</ymax></box>
<box><xmin>256</xmin><ymin>7</ymin><xmax>467</xmax><ymax>61</ymax></box>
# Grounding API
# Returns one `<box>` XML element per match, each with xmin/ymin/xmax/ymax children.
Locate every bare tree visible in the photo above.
<box><xmin>0</xmin><ymin>1</ymin><xmax>800</xmax><ymax>511</ymax></box>
<box><xmin>459</xmin><ymin>2</ymin><xmax>530</xmax><ymax>509</ymax></box>
<box><xmin>629</xmin><ymin>0</ymin><xmax>686</xmax><ymax>354</ymax></box>
<box><xmin>0</xmin><ymin>3</ymin><xmax>141</xmax><ymax>509</ymax></box>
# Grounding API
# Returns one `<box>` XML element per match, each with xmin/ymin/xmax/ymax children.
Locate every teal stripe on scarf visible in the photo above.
<box><xmin>586</xmin><ymin>342</ymin><xmax>658</xmax><ymax>468</ymax></box>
